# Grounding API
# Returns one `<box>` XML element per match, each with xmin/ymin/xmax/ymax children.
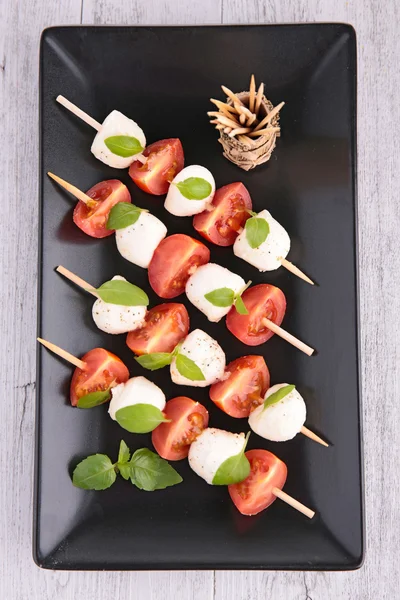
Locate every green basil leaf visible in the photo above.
<box><xmin>72</xmin><ymin>454</ymin><xmax>116</xmax><ymax>490</ymax></box>
<box><xmin>135</xmin><ymin>352</ymin><xmax>172</xmax><ymax>371</ymax></box>
<box><xmin>212</xmin><ymin>432</ymin><xmax>251</xmax><ymax>486</ymax></box>
<box><xmin>95</xmin><ymin>280</ymin><xmax>149</xmax><ymax>306</ymax></box>
<box><xmin>129</xmin><ymin>448</ymin><xmax>183</xmax><ymax>491</ymax></box>
<box><xmin>106</xmin><ymin>203</ymin><xmax>142</xmax><ymax>230</ymax></box>
<box><xmin>119</xmin><ymin>463</ymin><xmax>131</xmax><ymax>481</ymax></box>
<box><xmin>176</xmin><ymin>177</ymin><xmax>212</xmax><ymax>200</ymax></box>
<box><xmin>115</xmin><ymin>403</ymin><xmax>168</xmax><ymax>434</ymax></box>
<box><xmin>77</xmin><ymin>389</ymin><xmax>111</xmax><ymax>409</ymax></box>
<box><xmin>264</xmin><ymin>384</ymin><xmax>296</xmax><ymax>410</ymax></box>
<box><xmin>104</xmin><ymin>135</ymin><xmax>144</xmax><ymax>158</ymax></box>
<box><xmin>204</xmin><ymin>287</ymin><xmax>235</xmax><ymax>308</ymax></box>
<box><xmin>245</xmin><ymin>216</ymin><xmax>270</xmax><ymax>249</ymax></box>
<box><xmin>234</xmin><ymin>295</ymin><xmax>249</xmax><ymax>315</ymax></box>
<box><xmin>117</xmin><ymin>440</ymin><xmax>130</xmax><ymax>465</ymax></box>
<box><xmin>175</xmin><ymin>354</ymin><xmax>206</xmax><ymax>381</ymax></box>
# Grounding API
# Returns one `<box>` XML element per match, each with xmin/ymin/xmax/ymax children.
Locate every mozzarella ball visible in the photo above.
<box><xmin>164</xmin><ymin>165</ymin><xmax>215</xmax><ymax>216</ymax></box>
<box><xmin>170</xmin><ymin>329</ymin><xmax>225</xmax><ymax>388</ymax></box>
<box><xmin>92</xmin><ymin>276</ymin><xmax>147</xmax><ymax>334</ymax></box>
<box><xmin>185</xmin><ymin>263</ymin><xmax>245</xmax><ymax>323</ymax></box>
<box><xmin>115</xmin><ymin>211</ymin><xmax>167</xmax><ymax>268</ymax></box>
<box><xmin>91</xmin><ymin>110</ymin><xmax>146</xmax><ymax>169</ymax></box>
<box><xmin>248</xmin><ymin>383</ymin><xmax>306</xmax><ymax>442</ymax></box>
<box><xmin>233</xmin><ymin>209</ymin><xmax>291</xmax><ymax>271</ymax></box>
<box><xmin>108</xmin><ymin>376</ymin><xmax>166</xmax><ymax>421</ymax></box>
<box><xmin>188</xmin><ymin>428</ymin><xmax>247</xmax><ymax>484</ymax></box>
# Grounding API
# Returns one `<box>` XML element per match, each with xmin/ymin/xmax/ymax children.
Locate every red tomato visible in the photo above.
<box><xmin>126</xmin><ymin>303</ymin><xmax>189</xmax><ymax>355</ymax></box>
<box><xmin>152</xmin><ymin>397</ymin><xmax>209</xmax><ymax>460</ymax></box>
<box><xmin>148</xmin><ymin>234</ymin><xmax>210</xmax><ymax>299</ymax></box>
<box><xmin>129</xmin><ymin>138</ymin><xmax>184</xmax><ymax>195</ymax></box>
<box><xmin>229</xmin><ymin>449</ymin><xmax>288</xmax><ymax>516</ymax></box>
<box><xmin>193</xmin><ymin>182</ymin><xmax>252</xmax><ymax>246</ymax></box>
<box><xmin>209</xmin><ymin>355</ymin><xmax>270</xmax><ymax>418</ymax></box>
<box><xmin>70</xmin><ymin>348</ymin><xmax>129</xmax><ymax>407</ymax></box>
<box><xmin>226</xmin><ymin>284</ymin><xmax>286</xmax><ymax>346</ymax></box>
<box><xmin>73</xmin><ymin>180</ymin><xmax>131</xmax><ymax>238</ymax></box>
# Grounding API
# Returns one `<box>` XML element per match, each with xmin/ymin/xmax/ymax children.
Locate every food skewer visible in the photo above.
<box><xmin>261</xmin><ymin>318</ymin><xmax>314</xmax><ymax>356</ymax></box>
<box><xmin>37</xmin><ymin>338</ymin><xmax>86</xmax><ymax>369</ymax></box>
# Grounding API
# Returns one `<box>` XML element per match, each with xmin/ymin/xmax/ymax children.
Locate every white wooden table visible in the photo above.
<box><xmin>1</xmin><ymin>1</ymin><xmax>399</xmax><ymax>598</ymax></box>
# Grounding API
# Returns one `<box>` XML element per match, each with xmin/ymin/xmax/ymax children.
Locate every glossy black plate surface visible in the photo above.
<box><xmin>36</xmin><ymin>24</ymin><xmax>362</xmax><ymax>570</ymax></box>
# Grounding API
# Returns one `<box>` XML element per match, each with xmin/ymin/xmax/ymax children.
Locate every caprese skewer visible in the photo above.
<box><xmin>164</xmin><ymin>165</ymin><xmax>216</xmax><ymax>216</ymax></box>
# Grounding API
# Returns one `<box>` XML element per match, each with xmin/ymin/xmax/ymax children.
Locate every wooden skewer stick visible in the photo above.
<box><xmin>246</xmin><ymin>113</ymin><xmax>257</xmax><ymax>127</ymax></box>
<box><xmin>280</xmin><ymin>258</ymin><xmax>314</xmax><ymax>285</ymax></box>
<box><xmin>214</xmin><ymin>114</ymin><xmax>242</xmax><ymax>129</ymax></box>
<box><xmin>262</xmin><ymin>318</ymin><xmax>314</xmax><ymax>356</ymax></box>
<box><xmin>208</xmin><ymin>112</ymin><xmax>240</xmax><ymax>127</ymax></box>
<box><xmin>272</xmin><ymin>487</ymin><xmax>315</xmax><ymax>519</ymax></box>
<box><xmin>210</xmin><ymin>98</ymin><xmax>237</xmax><ymax>114</ymax></box>
<box><xmin>248</xmin><ymin>127</ymin><xmax>280</xmax><ymax>137</ymax></box>
<box><xmin>249</xmin><ymin>74</ymin><xmax>256</xmax><ymax>112</ymax></box>
<box><xmin>253</xmin><ymin>102</ymin><xmax>285</xmax><ymax>132</ymax></box>
<box><xmin>254</xmin><ymin>82</ymin><xmax>264</xmax><ymax>116</ymax></box>
<box><xmin>229</xmin><ymin>127</ymin><xmax>252</xmax><ymax>138</ymax></box>
<box><xmin>56</xmin><ymin>95</ymin><xmax>102</xmax><ymax>131</ymax></box>
<box><xmin>47</xmin><ymin>172</ymin><xmax>96</xmax><ymax>207</ymax></box>
<box><xmin>37</xmin><ymin>338</ymin><xmax>86</xmax><ymax>370</ymax></box>
<box><xmin>56</xmin><ymin>265</ymin><xmax>98</xmax><ymax>298</ymax></box>
<box><xmin>300</xmin><ymin>426</ymin><xmax>329</xmax><ymax>447</ymax></box>
<box><xmin>221</xmin><ymin>85</ymin><xmax>243</xmax><ymax>107</ymax></box>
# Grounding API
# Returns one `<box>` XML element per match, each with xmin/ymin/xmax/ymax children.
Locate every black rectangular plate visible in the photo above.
<box><xmin>36</xmin><ymin>24</ymin><xmax>362</xmax><ymax>570</ymax></box>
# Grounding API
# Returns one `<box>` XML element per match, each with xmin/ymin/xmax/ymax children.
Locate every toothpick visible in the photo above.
<box><xmin>210</xmin><ymin>98</ymin><xmax>237</xmax><ymax>115</ymax></box>
<box><xmin>239</xmin><ymin>113</ymin><xmax>246</xmax><ymax>125</ymax></box>
<box><xmin>228</xmin><ymin>127</ymin><xmax>252</xmax><ymax>138</ymax></box>
<box><xmin>224</xmin><ymin>127</ymin><xmax>232</xmax><ymax>134</ymax></box>
<box><xmin>262</xmin><ymin>318</ymin><xmax>314</xmax><ymax>356</ymax></box>
<box><xmin>249</xmin><ymin>74</ymin><xmax>256</xmax><ymax>112</ymax></box>
<box><xmin>253</xmin><ymin>102</ymin><xmax>285</xmax><ymax>132</ymax></box>
<box><xmin>214</xmin><ymin>114</ymin><xmax>242</xmax><ymax>129</ymax></box>
<box><xmin>47</xmin><ymin>172</ymin><xmax>96</xmax><ymax>207</ymax></box>
<box><xmin>221</xmin><ymin>85</ymin><xmax>243</xmax><ymax>107</ymax></box>
<box><xmin>272</xmin><ymin>487</ymin><xmax>315</xmax><ymax>519</ymax></box>
<box><xmin>280</xmin><ymin>258</ymin><xmax>314</xmax><ymax>285</ymax></box>
<box><xmin>238</xmin><ymin>135</ymin><xmax>252</xmax><ymax>145</ymax></box>
<box><xmin>215</xmin><ymin>124</ymin><xmax>224</xmax><ymax>130</ymax></box>
<box><xmin>37</xmin><ymin>338</ymin><xmax>86</xmax><ymax>370</ymax></box>
<box><xmin>300</xmin><ymin>426</ymin><xmax>329</xmax><ymax>447</ymax></box>
<box><xmin>248</xmin><ymin>127</ymin><xmax>280</xmax><ymax>137</ymax></box>
<box><xmin>56</xmin><ymin>265</ymin><xmax>98</xmax><ymax>298</ymax></box>
<box><xmin>56</xmin><ymin>95</ymin><xmax>102</xmax><ymax>131</ymax></box>
<box><xmin>254</xmin><ymin>82</ymin><xmax>264</xmax><ymax>115</ymax></box>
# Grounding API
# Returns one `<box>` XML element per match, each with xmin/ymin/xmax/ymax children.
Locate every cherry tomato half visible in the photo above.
<box><xmin>152</xmin><ymin>397</ymin><xmax>209</xmax><ymax>460</ymax></box>
<box><xmin>226</xmin><ymin>284</ymin><xmax>286</xmax><ymax>346</ymax></box>
<box><xmin>228</xmin><ymin>449</ymin><xmax>287</xmax><ymax>516</ymax></box>
<box><xmin>73</xmin><ymin>180</ymin><xmax>131</xmax><ymax>238</ymax></box>
<box><xmin>129</xmin><ymin>138</ymin><xmax>184</xmax><ymax>195</ymax></box>
<box><xmin>193</xmin><ymin>182</ymin><xmax>252</xmax><ymax>246</ymax></box>
<box><xmin>209</xmin><ymin>355</ymin><xmax>270</xmax><ymax>418</ymax></box>
<box><xmin>126</xmin><ymin>303</ymin><xmax>190</xmax><ymax>355</ymax></box>
<box><xmin>70</xmin><ymin>348</ymin><xmax>129</xmax><ymax>406</ymax></box>
<box><xmin>148</xmin><ymin>234</ymin><xmax>210</xmax><ymax>299</ymax></box>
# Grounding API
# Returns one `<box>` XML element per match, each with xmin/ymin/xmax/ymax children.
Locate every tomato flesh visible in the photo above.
<box><xmin>70</xmin><ymin>348</ymin><xmax>129</xmax><ymax>406</ymax></box>
<box><xmin>209</xmin><ymin>355</ymin><xmax>270</xmax><ymax>418</ymax></box>
<box><xmin>152</xmin><ymin>397</ymin><xmax>209</xmax><ymax>460</ymax></box>
<box><xmin>148</xmin><ymin>234</ymin><xmax>210</xmax><ymax>299</ymax></box>
<box><xmin>73</xmin><ymin>179</ymin><xmax>131</xmax><ymax>238</ymax></box>
<box><xmin>129</xmin><ymin>138</ymin><xmax>184</xmax><ymax>195</ymax></box>
<box><xmin>193</xmin><ymin>182</ymin><xmax>252</xmax><ymax>246</ymax></box>
<box><xmin>226</xmin><ymin>284</ymin><xmax>286</xmax><ymax>346</ymax></box>
<box><xmin>229</xmin><ymin>449</ymin><xmax>288</xmax><ymax>516</ymax></box>
<box><xmin>126</xmin><ymin>303</ymin><xmax>189</xmax><ymax>355</ymax></box>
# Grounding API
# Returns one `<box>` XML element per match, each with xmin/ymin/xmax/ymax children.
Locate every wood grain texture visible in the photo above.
<box><xmin>0</xmin><ymin>1</ymin><xmax>399</xmax><ymax>599</ymax></box>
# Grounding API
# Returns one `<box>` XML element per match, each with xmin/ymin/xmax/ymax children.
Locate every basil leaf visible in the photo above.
<box><xmin>176</xmin><ymin>177</ymin><xmax>212</xmax><ymax>200</ymax></box>
<box><xmin>234</xmin><ymin>295</ymin><xmax>249</xmax><ymax>315</ymax></box>
<box><xmin>135</xmin><ymin>352</ymin><xmax>172</xmax><ymax>371</ymax></box>
<box><xmin>115</xmin><ymin>403</ymin><xmax>168</xmax><ymax>434</ymax></box>
<box><xmin>117</xmin><ymin>440</ymin><xmax>130</xmax><ymax>465</ymax></box>
<box><xmin>245</xmin><ymin>217</ymin><xmax>270</xmax><ymax>249</ymax></box>
<box><xmin>73</xmin><ymin>454</ymin><xmax>117</xmax><ymax>490</ymax></box>
<box><xmin>129</xmin><ymin>448</ymin><xmax>183</xmax><ymax>491</ymax></box>
<box><xmin>104</xmin><ymin>135</ymin><xmax>144</xmax><ymax>158</ymax></box>
<box><xmin>204</xmin><ymin>287</ymin><xmax>235</xmax><ymax>308</ymax></box>
<box><xmin>264</xmin><ymin>384</ymin><xmax>296</xmax><ymax>410</ymax></box>
<box><xmin>106</xmin><ymin>203</ymin><xmax>142</xmax><ymax>230</ymax></box>
<box><xmin>119</xmin><ymin>463</ymin><xmax>131</xmax><ymax>481</ymax></box>
<box><xmin>175</xmin><ymin>354</ymin><xmax>206</xmax><ymax>381</ymax></box>
<box><xmin>77</xmin><ymin>389</ymin><xmax>111</xmax><ymax>409</ymax></box>
<box><xmin>212</xmin><ymin>432</ymin><xmax>251</xmax><ymax>486</ymax></box>
<box><xmin>96</xmin><ymin>280</ymin><xmax>149</xmax><ymax>306</ymax></box>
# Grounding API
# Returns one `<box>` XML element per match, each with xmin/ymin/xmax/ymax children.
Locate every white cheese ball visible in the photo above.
<box><xmin>92</xmin><ymin>276</ymin><xmax>147</xmax><ymax>334</ymax></box>
<box><xmin>91</xmin><ymin>110</ymin><xmax>146</xmax><ymax>169</ymax></box>
<box><xmin>188</xmin><ymin>428</ymin><xmax>247</xmax><ymax>484</ymax></box>
<box><xmin>233</xmin><ymin>209</ymin><xmax>291</xmax><ymax>271</ymax></box>
<box><xmin>108</xmin><ymin>376</ymin><xmax>166</xmax><ymax>421</ymax></box>
<box><xmin>185</xmin><ymin>263</ymin><xmax>245</xmax><ymax>322</ymax></box>
<box><xmin>115</xmin><ymin>211</ymin><xmax>167</xmax><ymax>268</ymax></box>
<box><xmin>164</xmin><ymin>165</ymin><xmax>215</xmax><ymax>216</ymax></box>
<box><xmin>170</xmin><ymin>329</ymin><xmax>225</xmax><ymax>388</ymax></box>
<box><xmin>248</xmin><ymin>383</ymin><xmax>306</xmax><ymax>442</ymax></box>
